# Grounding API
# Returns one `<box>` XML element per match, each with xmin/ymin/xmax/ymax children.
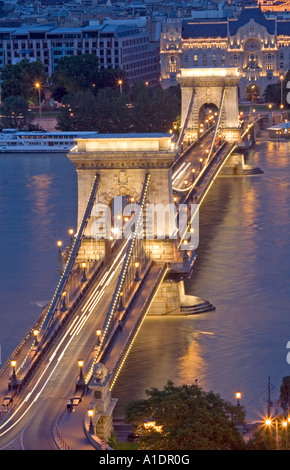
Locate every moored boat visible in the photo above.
<box><xmin>0</xmin><ymin>129</ymin><xmax>97</xmax><ymax>152</ymax></box>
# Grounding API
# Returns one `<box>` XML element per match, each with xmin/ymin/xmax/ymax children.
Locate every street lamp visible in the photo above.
<box><xmin>57</xmin><ymin>240</ymin><xmax>64</xmax><ymax>274</ymax></box>
<box><xmin>35</xmin><ymin>82</ymin><xmax>41</xmax><ymax>118</ymax></box>
<box><xmin>81</xmin><ymin>261</ymin><xmax>87</xmax><ymax>282</ymax></box>
<box><xmin>235</xmin><ymin>391</ymin><xmax>241</xmax><ymax>406</ymax></box>
<box><xmin>60</xmin><ymin>290</ymin><xmax>67</xmax><ymax>311</ymax></box>
<box><xmin>134</xmin><ymin>261</ymin><xmax>140</xmax><ymax>282</ymax></box>
<box><xmin>76</xmin><ymin>359</ymin><xmax>85</xmax><ymax>392</ymax></box>
<box><xmin>9</xmin><ymin>360</ymin><xmax>18</xmax><ymax>391</ymax></box>
<box><xmin>265</xmin><ymin>417</ymin><xmax>281</xmax><ymax>450</ymax></box>
<box><xmin>118</xmin><ymin>291</ymin><xmax>125</xmax><ymax>311</ymax></box>
<box><xmin>68</xmin><ymin>228</ymin><xmax>74</xmax><ymax>246</ymax></box>
<box><xmin>88</xmin><ymin>409</ymin><xmax>94</xmax><ymax>434</ymax></box>
<box><xmin>33</xmin><ymin>329</ymin><xmax>39</xmax><ymax>345</ymax></box>
<box><xmin>118</xmin><ymin>79</ymin><xmax>123</xmax><ymax>93</ymax></box>
<box><xmin>280</xmin><ymin>75</ymin><xmax>284</xmax><ymax>109</ymax></box>
<box><xmin>11</xmin><ymin>360</ymin><xmax>16</xmax><ymax>375</ymax></box>
<box><xmin>199</xmin><ymin>158</ymin><xmax>203</xmax><ymax>170</ymax></box>
<box><xmin>96</xmin><ymin>329</ymin><xmax>101</xmax><ymax>346</ymax></box>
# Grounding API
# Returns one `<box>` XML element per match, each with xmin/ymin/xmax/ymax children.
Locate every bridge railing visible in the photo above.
<box><xmin>108</xmin><ymin>262</ymin><xmax>169</xmax><ymax>390</ymax></box>
<box><xmin>84</xmin><ymin>258</ymin><xmax>155</xmax><ymax>384</ymax></box>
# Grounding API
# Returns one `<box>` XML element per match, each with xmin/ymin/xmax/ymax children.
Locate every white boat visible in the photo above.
<box><xmin>0</xmin><ymin>129</ymin><xmax>98</xmax><ymax>152</ymax></box>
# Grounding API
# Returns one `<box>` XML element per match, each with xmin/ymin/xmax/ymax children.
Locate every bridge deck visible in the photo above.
<box><xmin>99</xmin><ymin>263</ymin><xmax>166</xmax><ymax>387</ymax></box>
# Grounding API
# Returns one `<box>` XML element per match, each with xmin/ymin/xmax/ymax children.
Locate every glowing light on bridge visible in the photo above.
<box><xmin>178</xmin><ymin>67</ymin><xmax>240</xmax><ymax>78</ymax></box>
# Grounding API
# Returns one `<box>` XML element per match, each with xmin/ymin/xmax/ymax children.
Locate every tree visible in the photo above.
<box><xmin>56</xmin><ymin>90</ymin><xmax>98</xmax><ymax>131</ymax></box>
<box><xmin>263</xmin><ymin>70</ymin><xmax>290</xmax><ymax>107</ymax></box>
<box><xmin>51</xmin><ymin>54</ymin><xmax>126</xmax><ymax>102</ymax></box>
<box><xmin>56</xmin><ymin>81</ymin><xmax>181</xmax><ymax>134</ymax></box>
<box><xmin>1</xmin><ymin>59</ymin><xmax>47</xmax><ymax>104</ymax></box>
<box><xmin>50</xmin><ymin>54</ymin><xmax>97</xmax><ymax>101</ymax></box>
<box><xmin>0</xmin><ymin>95</ymin><xmax>34</xmax><ymax>129</ymax></box>
<box><xmin>279</xmin><ymin>375</ymin><xmax>290</xmax><ymax>416</ymax></box>
<box><xmin>124</xmin><ymin>381</ymin><xmax>246</xmax><ymax>450</ymax></box>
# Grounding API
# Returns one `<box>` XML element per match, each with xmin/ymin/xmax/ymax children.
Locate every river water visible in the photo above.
<box><xmin>0</xmin><ymin>141</ymin><xmax>289</xmax><ymax>421</ymax></box>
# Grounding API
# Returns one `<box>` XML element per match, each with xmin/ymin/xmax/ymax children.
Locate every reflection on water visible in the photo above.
<box><xmin>0</xmin><ymin>153</ymin><xmax>77</xmax><ymax>362</ymax></box>
<box><xmin>0</xmin><ymin>142</ymin><xmax>289</xmax><ymax>421</ymax></box>
<box><xmin>112</xmin><ymin>141</ymin><xmax>290</xmax><ymax>420</ymax></box>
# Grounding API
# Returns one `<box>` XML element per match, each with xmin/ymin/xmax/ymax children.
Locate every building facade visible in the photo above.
<box><xmin>0</xmin><ymin>23</ymin><xmax>159</xmax><ymax>87</ymax></box>
<box><xmin>160</xmin><ymin>6</ymin><xmax>290</xmax><ymax>101</ymax></box>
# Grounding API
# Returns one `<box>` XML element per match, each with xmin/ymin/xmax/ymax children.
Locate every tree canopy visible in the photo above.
<box><xmin>0</xmin><ymin>95</ymin><xmax>34</xmax><ymax>129</ymax></box>
<box><xmin>263</xmin><ymin>70</ymin><xmax>290</xmax><ymax>107</ymax></box>
<box><xmin>124</xmin><ymin>381</ymin><xmax>246</xmax><ymax>450</ymax></box>
<box><xmin>56</xmin><ymin>84</ymin><xmax>181</xmax><ymax>134</ymax></box>
<box><xmin>50</xmin><ymin>54</ymin><xmax>126</xmax><ymax>101</ymax></box>
<box><xmin>1</xmin><ymin>59</ymin><xmax>47</xmax><ymax>104</ymax></box>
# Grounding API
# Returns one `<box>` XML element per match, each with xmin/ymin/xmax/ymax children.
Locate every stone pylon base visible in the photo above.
<box><xmin>89</xmin><ymin>364</ymin><xmax>117</xmax><ymax>441</ymax></box>
<box><xmin>219</xmin><ymin>152</ymin><xmax>244</xmax><ymax>175</ymax></box>
<box><xmin>148</xmin><ymin>278</ymin><xmax>215</xmax><ymax>315</ymax></box>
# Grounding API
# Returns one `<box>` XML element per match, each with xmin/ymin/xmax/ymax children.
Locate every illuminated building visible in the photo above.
<box><xmin>160</xmin><ymin>5</ymin><xmax>290</xmax><ymax>102</ymax></box>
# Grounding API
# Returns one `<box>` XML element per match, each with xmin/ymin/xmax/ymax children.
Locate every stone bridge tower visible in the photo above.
<box><xmin>177</xmin><ymin>67</ymin><xmax>241</xmax><ymax>144</ymax></box>
<box><xmin>68</xmin><ymin>133</ymin><xmax>179</xmax><ymax>263</ymax></box>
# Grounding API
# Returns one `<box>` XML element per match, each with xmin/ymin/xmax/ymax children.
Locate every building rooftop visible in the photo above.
<box><xmin>182</xmin><ymin>20</ymin><xmax>228</xmax><ymax>39</ymax></box>
<box><xmin>182</xmin><ymin>6</ymin><xmax>290</xmax><ymax>39</ymax></box>
<box><xmin>229</xmin><ymin>6</ymin><xmax>276</xmax><ymax>35</ymax></box>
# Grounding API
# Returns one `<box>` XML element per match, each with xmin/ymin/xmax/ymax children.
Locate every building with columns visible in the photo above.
<box><xmin>160</xmin><ymin>5</ymin><xmax>290</xmax><ymax>102</ymax></box>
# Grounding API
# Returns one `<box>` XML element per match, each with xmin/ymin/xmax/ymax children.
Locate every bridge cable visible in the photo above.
<box><xmin>176</xmin><ymin>88</ymin><xmax>195</xmax><ymax>152</ymax></box>
<box><xmin>98</xmin><ymin>172</ymin><xmax>151</xmax><ymax>351</ymax></box>
<box><xmin>41</xmin><ymin>173</ymin><xmax>100</xmax><ymax>333</ymax></box>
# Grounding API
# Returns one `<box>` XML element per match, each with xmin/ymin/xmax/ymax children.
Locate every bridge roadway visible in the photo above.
<box><xmin>0</xmin><ymin>128</ymin><xmax>238</xmax><ymax>450</ymax></box>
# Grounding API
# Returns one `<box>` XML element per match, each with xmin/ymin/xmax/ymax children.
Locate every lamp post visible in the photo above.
<box><xmin>68</xmin><ymin>228</ymin><xmax>74</xmax><ymax>247</ymax></box>
<box><xmin>35</xmin><ymin>82</ymin><xmax>41</xmax><ymax>118</ymax></box>
<box><xmin>118</xmin><ymin>291</ymin><xmax>125</xmax><ymax>311</ymax></box>
<box><xmin>282</xmin><ymin>419</ymin><xmax>288</xmax><ymax>448</ymax></box>
<box><xmin>33</xmin><ymin>329</ymin><xmax>39</xmax><ymax>346</ymax></box>
<box><xmin>265</xmin><ymin>417</ymin><xmax>280</xmax><ymax>450</ymax></box>
<box><xmin>57</xmin><ymin>240</ymin><xmax>64</xmax><ymax>274</ymax></box>
<box><xmin>76</xmin><ymin>359</ymin><xmax>85</xmax><ymax>392</ymax></box>
<box><xmin>134</xmin><ymin>261</ymin><xmax>140</xmax><ymax>282</ymax></box>
<box><xmin>280</xmin><ymin>75</ymin><xmax>284</xmax><ymax>109</ymax></box>
<box><xmin>235</xmin><ymin>391</ymin><xmax>241</xmax><ymax>406</ymax></box>
<box><xmin>118</xmin><ymin>79</ymin><xmax>123</xmax><ymax>93</ymax></box>
<box><xmin>10</xmin><ymin>360</ymin><xmax>18</xmax><ymax>391</ymax></box>
<box><xmin>88</xmin><ymin>409</ymin><xmax>94</xmax><ymax>434</ymax></box>
<box><xmin>60</xmin><ymin>290</ymin><xmax>67</xmax><ymax>311</ymax></box>
<box><xmin>81</xmin><ymin>262</ymin><xmax>87</xmax><ymax>282</ymax></box>
<box><xmin>96</xmin><ymin>329</ymin><xmax>101</xmax><ymax>346</ymax></box>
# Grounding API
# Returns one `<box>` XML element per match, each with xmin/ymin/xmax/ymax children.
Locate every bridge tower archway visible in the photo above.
<box><xmin>198</xmin><ymin>102</ymin><xmax>219</xmax><ymax>138</ymax></box>
<box><xmin>68</xmin><ymin>134</ymin><xmax>179</xmax><ymax>263</ymax></box>
<box><xmin>177</xmin><ymin>67</ymin><xmax>241</xmax><ymax>144</ymax></box>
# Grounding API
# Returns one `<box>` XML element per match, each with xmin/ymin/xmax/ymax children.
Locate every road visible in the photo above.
<box><xmin>172</xmin><ymin>129</ymin><xmax>221</xmax><ymax>193</ymax></box>
<box><xmin>0</xmin><ymin>241</ymin><xmax>128</xmax><ymax>450</ymax></box>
